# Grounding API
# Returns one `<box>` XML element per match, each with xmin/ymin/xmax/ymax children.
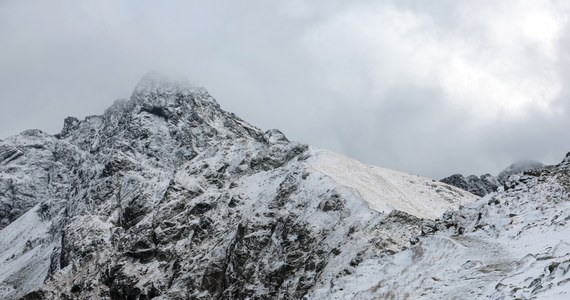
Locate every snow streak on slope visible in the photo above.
<box><xmin>0</xmin><ymin>204</ymin><xmax>57</xmax><ymax>300</ymax></box>
<box><xmin>310</xmin><ymin>149</ymin><xmax>478</xmax><ymax>219</ymax></box>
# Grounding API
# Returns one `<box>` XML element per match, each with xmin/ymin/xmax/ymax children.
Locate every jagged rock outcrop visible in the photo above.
<box><xmin>441</xmin><ymin>174</ymin><xmax>499</xmax><ymax>197</ymax></box>
<box><xmin>441</xmin><ymin>160</ymin><xmax>546</xmax><ymax>197</ymax></box>
<box><xmin>497</xmin><ymin>160</ymin><xmax>545</xmax><ymax>184</ymax></box>
<box><xmin>0</xmin><ymin>74</ymin><xmax>476</xmax><ymax>300</ymax></box>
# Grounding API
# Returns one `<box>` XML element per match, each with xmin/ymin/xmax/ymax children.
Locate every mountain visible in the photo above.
<box><xmin>0</xmin><ymin>74</ymin><xmax>477</xmax><ymax>299</ymax></box>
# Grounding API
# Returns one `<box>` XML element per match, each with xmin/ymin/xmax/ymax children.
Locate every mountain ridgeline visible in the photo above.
<box><xmin>0</xmin><ymin>74</ymin><xmax>568</xmax><ymax>299</ymax></box>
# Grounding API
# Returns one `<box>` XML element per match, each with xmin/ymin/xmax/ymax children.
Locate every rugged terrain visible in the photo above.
<box><xmin>440</xmin><ymin>160</ymin><xmax>545</xmax><ymax>197</ymax></box>
<box><xmin>311</xmin><ymin>154</ymin><xmax>570</xmax><ymax>299</ymax></box>
<box><xmin>0</xmin><ymin>75</ymin><xmax>477</xmax><ymax>299</ymax></box>
<box><xmin>440</xmin><ymin>173</ymin><xmax>499</xmax><ymax>197</ymax></box>
<box><xmin>1</xmin><ymin>75</ymin><xmax>568</xmax><ymax>299</ymax></box>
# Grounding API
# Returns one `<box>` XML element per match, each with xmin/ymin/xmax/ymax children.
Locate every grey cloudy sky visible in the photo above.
<box><xmin>1</xmin><ymin>0</ymin><xmax>569</xmax><ymax>179</ymax></box>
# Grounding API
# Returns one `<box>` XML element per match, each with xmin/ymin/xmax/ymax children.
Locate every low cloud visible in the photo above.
<box><xmin>1</xmin><ymin>0</ymin><xmax>569</xmax><ymax>178</ymax></box>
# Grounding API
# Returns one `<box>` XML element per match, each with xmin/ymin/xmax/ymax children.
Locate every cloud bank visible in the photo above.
<box><xmin>1</xmin><ymin>0</ymin><xmax>569</xmax><ymax>178</ymax></box>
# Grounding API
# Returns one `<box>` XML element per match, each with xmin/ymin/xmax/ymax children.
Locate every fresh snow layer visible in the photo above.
<box><xmin>0</xmin><ymin>205</ymin><xmax>57</xmax><ymax>300</ymax></box>
<box><xmin>308</xmin><ymin>171</ymin><xmax>570</xmax><ymax>299</ymax></box>
<box><xmin>309</xmin><ymin>149</ymin><xmax>478</xmax><ymax>219</ymax></box>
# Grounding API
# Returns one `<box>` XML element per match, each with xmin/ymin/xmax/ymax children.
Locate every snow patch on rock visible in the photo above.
<box><xmin>0</xmin><ymin>204</ymin><xmax>57</xmax><ymax>300</ymax></box>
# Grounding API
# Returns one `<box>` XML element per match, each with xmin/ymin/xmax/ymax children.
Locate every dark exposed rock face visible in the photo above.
<box><xmin>441</xmin><ymin>174</ymin><xmax>499</xmax><ymax>197</ymax></box>
<box><xmin>441</xmin><ymin>160</ymin><xmax>545</xmax><ymax>197</ymax></box>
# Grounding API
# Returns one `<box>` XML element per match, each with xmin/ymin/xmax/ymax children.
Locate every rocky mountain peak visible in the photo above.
<box><xmin>129</xmin><ymin>73</ymin><xmax>217</xmax><ymax>121</ymax></box>
<box><xmin>130</xmin><ymin>72</ymin><xmax>212</xmax><ymax>117</ymax></box>
<box><xmin>53</xmin><ymin>74</ymin><xmax>268</xmax><ymax>161</ymax></box>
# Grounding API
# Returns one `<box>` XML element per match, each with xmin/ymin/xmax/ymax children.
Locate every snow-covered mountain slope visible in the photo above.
<box><xmin>0</xmin><ymin>74</ymin><xmax>477</xmax><ymax>299</ymax></box>
<box><xmin>309</xmin><ymin>154</ymin><xmax>570</xmax><ymax>299</ymax></box>
<box><xmin>0</xmin><ymin>204</ymin><xmax>58</xmax><ymax>300</ymax></box>
<box><xmin>1</xmin><ymin>73</ymin><xmax>565</xmax><ymax>299</ymax></box>
<box><xmin>311</xmin><ymin>150</ymin><xmax>476</xmax><ymax>219</ymax></box>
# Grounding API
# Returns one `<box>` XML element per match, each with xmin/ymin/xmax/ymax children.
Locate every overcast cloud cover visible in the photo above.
<box><xmin>1</xmin><ymin>0</ymin><xmax>569</xmax><ymax>178</ymax></box>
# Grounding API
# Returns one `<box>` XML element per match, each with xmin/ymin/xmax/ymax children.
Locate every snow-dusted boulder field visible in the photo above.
<box><xmin>0</xmin><ymin>74</ymin><xmax>567</xmax><ymax>299</ymax></box>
